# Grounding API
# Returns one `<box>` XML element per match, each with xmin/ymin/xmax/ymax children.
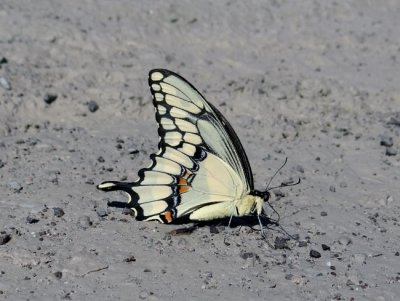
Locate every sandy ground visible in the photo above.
<box><xmin>1</xmin><ymin>1</ymin><xmax>400</xmax><ymax>300</ymax></box>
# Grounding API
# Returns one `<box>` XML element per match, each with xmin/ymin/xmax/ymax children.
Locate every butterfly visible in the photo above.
<box><xmin>97</xmin><ymin>69</ymin><xmax>272</xmax><ymax>226</ymax></box>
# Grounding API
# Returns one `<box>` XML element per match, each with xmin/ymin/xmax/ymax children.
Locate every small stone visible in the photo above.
<box><xmin>310</xmin><ymin>249</ymin><xmax>321</xmax><ymax>258</ymax></box>
<box><xmin>77</xmin><ymin>216</ymin><xmax>92</xmax><ymax>229</ymax></box>
<box><xmin>139</xmin><ymin>290</ymin><xmax>148</xmax><ymax>299</ymax></box>
<box><xmin>296</xmin><ymin>165</ymin><xmax>304</xmax><ymax>173</ymax></box>
<box><xmin>395</xmin><ymin>251</ymin><xmax>399</xmax><ymax>256</ymax></box>
<box><xmin>353</xmin><ymin>253</ymin><xmax>367</xmax><ymax>264</ymax></box>
<box><xmin>124</xmin><ymin>256</ymin><xmax>136</xmax><ymax>262</ymax></box>
<box><xmin>380</xmin><ymin>135</ymin><xmax>393</xmax><ymax>147</ymax></box>
<box><xmin>385</xmin><ymin>147</ymin><xmax>397</xmax><ymax>156</ymax></box>
<box><xmin>43</xmin><ymin>93</ymin><xmax>58</xmax><ymax>104</ymax></box>
<box><xmin>54</xmin><ymin>271</ymin><xmax>62</xmax><ymax>279</ymax></box>
<box><xmin>53</xmin><ymin>207</ymin><xmax>65</xmax><ymax>217</ymax></box>
<box><xmin>0</xmin><ymin>159</ymin><xmax>4</xmax><ymax>168</ymax></box>
<box><xmin>122</xmin><ymin>208</ymin><xmax>132</xmax><ymax>215</ymax></box>
<box><xmin>274</xmin><ymin>237</ymin><xmax>290</xmax><ymax>249</ymax></box>
<box><xmin>97</xmin><ymin>156</ymin><xmax>105</xmax><ymax>163</ymax></box>
<box><xmin>240</xmin><ymin>251</ymin><xmax>258</xmax><ymax>260</ymax></box>
<box><xmin>26</xmin><ymin>216</ymin><xmax>40</xmax><ymax>224</ymax></box>
<box><xmin>209</xmin><ymin>225</ymin><xmax>220</xmax><ymax>234</ymax></box>
<box><xmin>96</xmin><ymin>207</ymin><xmax>108</xmax><ymax>217</ymax></box>
<box><xmin>0</xmin><ymin>77</ymin><xmax>11</xmax><ymax>90</ymax></box>
<box><xmin>320</xmin><ymin>211</ymin><xmax>327</xmax><ymax>216</ymax></box>
<box><xmin>298</xmin><ymin>241</ymin><xmax>307</xmax><ymax>247</ymax></box>
<box><xmin>87</xmin><ymin>100</ymin><xmax>99</xmax><ymax>113</ymax></box>
<box><xmin>8</xmin><ymin>181</ymin><xmax>23</xmax><ymax>193</ymax></box>
<box><xmin>338</xmin><ymin>236</ymin><xmax>352</xmax><ymax>246</ymax></box>
<box><xmin>329</xmin><ymin>185</ymin><xmax>336</xmax><ymax>192</ymax></box>
<box><xmin>128</xmin><ymin>148</ymin><xmax>139</xmax><ymax>155</ymax></box>
<box><xmin>0</xmin><ymin>233</ymin><xmax>11</xmax><ymax>245</ymax></box>
<box><xmin>339</xmin><ymin>182</ymin><xmax>348</xmax><ymax>188</ymax></box>
<box><xmin>0</xmin><ymin>57</ymin><xmax>8</xmax><ymax>64</ymax></box>
<box><xmin>321</xmin><ymin>244</ymin><xmax>331</xmax><ymax>251</ymax></box>
<box><xmin>285</xmin><ymin>274</ymin><xmax>293</xmax><ymax>280</ymax></box>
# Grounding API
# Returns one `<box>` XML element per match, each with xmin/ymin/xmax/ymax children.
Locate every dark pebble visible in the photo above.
<box><xmin>329</xmin><ymin>185</ymin><xmax>336</xmax><ymax>192</ymax></box>
<box><xmin>53</xmin><ymin>207</ymin><xmax>65</xmax><ymax>218</ymax></box>
<box><xmin>320</xmin><ymin>211</ymin><xmax>328</xmax><ymax>216</ymax></box>
<box><xmin>385</xmin><ymin>147</ymin><xmax>397</xmax><ymax>156</ymax></box>
<box><xmin>0</xmin><ymin>57</ymin><xmax>8</xmax><ymax>64</ymax></box>
<box><xmin>274</xmin><ymin>237</ymin><xmax>290</xmax><ymax>249</ymax></box>
<box><xmin>380</xmin><ymin>135</ymin><xmax>393</xmax><ymax>147</ymax></box>
<box><xmin>87</xmin><ymin>100</ymin><xmax>99</xmax><ymax>113</ymax></box>
<box><xmin>26</xmin><ymin>216</ymin><xmax>40</xmax><ymax>224</ymax></box>
<box><xmin>97</xmin><ymin>156</ymin><xmax>105</xmax><ymax>163</ymax></box>
<box><xmin>0</xmin><ymin>233</ymin><xmax>11</xmax><ymax>245</ymax></box>
<box><xmin>321</xmin><ymin>244</ymin><xmax>331</xmax><ymax>251</ymax></box>
<box><xmin>43</xmin><ymin>93</ymin><xmax>58</xmax><ymax>104</ymax></box>
<box><xmin>240</xmin><ymin>251</ymin><xmax>258</xmax><ymax>260</ymax></box>
<box><xmin>395</xmin><ymin>251</ymin><xmax>399</xmax><ymax>256</ymax></box>
<box><xmin>209</xmin><ymin>225</ymin><xmax>220</xmax><ymax>234</ymax></box>
<box><xmin>124</xmin><ymin>256</ymin><xmax>136</xmax><ymax>262</ymax></box>
<box><xmin>54</xmin><ymin>271</ymin><xmax>62</xmax><ymax>279</ymax></box>
<box><xmin>0</xmin><ymin>159</ymin><xmax>4</xmax><ymax>168</ymax></box>
<box><xmin>310</xmin><ymin>249</ymin><xmax>321</xmax><ymax>258</ymax></box>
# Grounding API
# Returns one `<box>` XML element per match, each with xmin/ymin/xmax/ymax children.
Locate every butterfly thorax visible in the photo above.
<box><xmin>235</xmin><ymin>194</ymin><xmax>264</xmax><ymax>216</ymax></box>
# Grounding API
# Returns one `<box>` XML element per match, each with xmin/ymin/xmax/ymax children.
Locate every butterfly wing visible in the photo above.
<box><xmin>97</xmin><ymin>69</ymin><xmax>254</xmax><ymax>222</ymax></box>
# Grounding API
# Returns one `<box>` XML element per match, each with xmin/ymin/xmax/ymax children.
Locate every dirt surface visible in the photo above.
<box><xmin>1</xmin><ymin>1</ymin><xmax>399</xmax><ymax>300</ymax></box>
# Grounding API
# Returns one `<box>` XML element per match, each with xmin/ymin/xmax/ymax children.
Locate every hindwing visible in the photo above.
<box><xmin>97</xmin><ymin>69</ymin><xmax>254</xmax><ymax>223</ymax></box>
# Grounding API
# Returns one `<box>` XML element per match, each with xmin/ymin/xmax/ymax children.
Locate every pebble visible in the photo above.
<box><xmin>77</xmin><ymin>216</ymin><xmax>92</xmax><ymax>229</ymax></box>
<box><xmin>124</xmin><ymin>256</ymin><xmax>136</xmax><ymax>262</ymax></box>
<box><xmin>0</xmin><ymin>159</ymin><xmax>4</xmax><ymax>168</ymax></box>
<box><xmin>298</xmin><ymin>241</ymin><xmax>307</xmax><ymax>247</ymax></box>
<box><xmin>274</xmin><ymin>237</ymin><xmax>290</xmax><ymax>249</ymax></box>
<box><xmin>329</xmin><ymin>185</ymin><xmax>336</xmax><ymax>192</ymax></box>
<box><xmin>385</xmin><ymin>147</ymin><xmax>397</xmax><ymax>156</ymax></box>
<box><xmin>97</xmin><ymin>156</ymin><xmax>105</xmax><ymax>163</ymax></box>
<box><xmin>321</xmin><ymin>244</ymin><xmax>331</xmax><ymax>251</ymax></box>
<box><xmin>310</xmin><ymin>249</ymin><xmax>321</xmax><ymax>258</ymax></box>
<box><xmin>339</xmin><ymin>182</ymin><xmax>348</xmax><ymax>188</ymax></box>
<box><xmin>380</xmin><ymin>135</ymin><xmax>393</xmax><ymax>147</ymax></box>
<box><xmin>43</xmin><ymin>93</ymin><xmax>58</xmax><ymax>104</ymax></box>
<box><xmin>0</xmin><ymin>77</ymin><xmax>11</xmax><ymax>90</ymax></box>
<box><xmin>240</xmin><ymin>251</ymin><xmax>258</xmax><ymax>260</ymax></box>
<box><xmin>8</xmin><ymin>181</ymin><xmax>23</xmax><ymax>193</ymax></box>
<box><xmin>87</xmin><ymin>100</ymin><xmax>99</xmax><ymax>112</ymax></box>
<box><xmin>53</xmin><ymin>207</ymin><xmax>65</xmax><ymax>217</ymax></box>
<box><xmin>0</xmin><ymin>57</ymin><xmax>8</xmax><ymax>64</ymax></box>
<box><xmin>353</xmin><ymin>253</ymin><xmax>367</xmax><ymax>264</ymax></box>
<box><xmin>54</xmin><ymin>271</ymin><xmax>63</xmax><ymax>279</ymax></box>
<box><xmin>296</xmin><ymin>165</ymin><xmax>305</xmax><ymax>173</ymax></box>
<box><xmin>0</xmin><ymin>233</ymin><xmax>11</xmax><ymax>245</ymax></box>
<box><xmin>96</xmin><ymin>207</ymin><xmax>108</xmax><ymax>217</ymax></box>
<box><xmin>26</xmin><ymin>216</ymin><xmax>40</xmax><ymax>224</ymax></box>
<box><xmin>337</xmin><ymin>236</ymin><xmax>352</xmax><ymax>246</ymax></box>
<box><xmin>320</xmin><ymin>211</ymin><xmax>327</xmax><ymax>216</ymax></box>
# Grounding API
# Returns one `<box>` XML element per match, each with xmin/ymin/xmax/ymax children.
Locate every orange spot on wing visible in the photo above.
<box><xmin>164</xmin><ymin>211</ymin><xmax>173</xmax><ymax>223</ymax></box>
<box><xmin>178</xmin><ymin>177</ymin><xmax>187</xmax><ymax>185</ymax></box>
<box><xmin>179</xmin><ymin>185</ymin><xmax>190</xmax><ymax>194</ymax></box>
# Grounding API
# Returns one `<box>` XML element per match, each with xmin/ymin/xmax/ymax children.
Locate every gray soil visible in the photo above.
<box><xmin>1</xmin><ymin>1</ymin><xmax>399</xmax><ymax>300</ymax></box>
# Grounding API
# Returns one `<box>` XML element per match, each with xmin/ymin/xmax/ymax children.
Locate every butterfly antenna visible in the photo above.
<box><xmin>266</xmin><ymin>157</ymin><xmax>288</xmax><ymax>189</ymax></box>
<box><xmin>267</xmin><ymin>177</ymin><xmax>301</xmax><ymax>191</ymax></box>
